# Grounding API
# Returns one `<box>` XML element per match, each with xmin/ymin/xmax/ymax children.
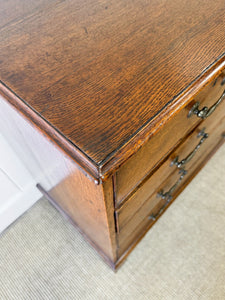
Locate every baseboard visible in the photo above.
<box><xmin>0</xmin><ymin>183</ymin><xmax>41</xmax><ymax>234</ymax></box>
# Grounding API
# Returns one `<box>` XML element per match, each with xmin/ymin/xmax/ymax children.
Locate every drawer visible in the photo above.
<box><xmin>116</xmin><ymin>116</ymin><xmax>225</xmax><ymax>258</ymax></box>
<box><xmin>115</xmin><ymin>72</ymin><xmax>225</xmax><ymax>206</ymax></box>
<box><xmin>116</xmin><ymin>95</ymin><xmax>225</xmax><ymax>232</ymax></box>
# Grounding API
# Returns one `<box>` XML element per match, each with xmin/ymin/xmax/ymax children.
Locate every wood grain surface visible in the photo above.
<box><xmin>0</xmin><ymin>0</ymin><xmax>225</xmax><ymax>180</ymax></box>
<box><xmin>116</xmin><ymin>97</ymin><xmax>225</xmax><ymax>233</ymax></box>
<box><xmin>115</xmin><ymin>73</ymin><xmax>225</xmax><ymax>204</ymax></box>
<box><xmin>117</xmin><ymin>116</ymin><xmax>225</xmax><ymax>259</ymax></box>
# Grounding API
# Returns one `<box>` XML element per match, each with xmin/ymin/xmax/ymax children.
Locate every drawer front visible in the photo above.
<box><xmin>116</xmin><ymin>97</ymin><xmax>225</xmax><ymax>232</ymax></box>
<box><xmin>115</xmin><ymin>72</ymin><xmax>225</xmax><ymax>206</ymax></box>
<box><xmin>116</xmin><ymin>95</ymin><xmax>225</xmax><ymax>232</ymax></box>
<box><xmin>117</xmin><ymin>116</ymin><xmax>225</xmax><ymax>258</ymax></box>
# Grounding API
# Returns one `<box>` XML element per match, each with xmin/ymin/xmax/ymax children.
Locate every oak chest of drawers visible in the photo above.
<box><xmin>0</xmin><ymin>0</ymin><xmax>225</xmax><ymax>269</ymax></box>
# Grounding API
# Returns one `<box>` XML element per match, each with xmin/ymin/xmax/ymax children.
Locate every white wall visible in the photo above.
<box><xmin>0</xmin><ymin>133</ymin><xmax>41</xmax><ymax>234</ymax></box>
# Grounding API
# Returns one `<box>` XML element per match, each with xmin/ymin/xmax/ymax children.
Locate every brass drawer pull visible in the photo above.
<box><xmin>148</xmin><ymin>203</ymin><xmax>167</xmax><ymax>221</ymax></box>
<box><xmin>149</xmin><ymin>168</ymin><xmax>187</xmax><ymax>221</ymax></box>
<box><xmin>188</xmin><ymin>90</ymin><xmax>225</xmax><ymax>119</ymax></box>
<box><xmin>157</xmin><ymin>168</ymin><xmax>187</xmax><ymax>201</ymax></box>
<box><xmin>171</xmin><ymin>128</ymin><xmax>208</xmax><ymax>168</ymax></box>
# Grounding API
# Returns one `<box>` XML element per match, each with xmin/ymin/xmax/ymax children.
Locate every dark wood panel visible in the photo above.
<box><xmin>115</xmin><ymin>73</ymin><xmax>225</xmax><ymax>204</ymax></box>
<box><xmin>0</xmin><ymin>0</ymin><xmax>225</xmax><ymax>174</ymax></box>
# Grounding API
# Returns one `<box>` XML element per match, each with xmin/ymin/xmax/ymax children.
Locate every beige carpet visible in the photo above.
<box><xmin>0</xmin><ymin>144</ymin><xmax>225</xmax><ymax>300</ymax></box>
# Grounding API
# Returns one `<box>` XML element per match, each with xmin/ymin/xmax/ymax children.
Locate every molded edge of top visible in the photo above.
<box><xmin>1</xmin><ymin>53</ymin><xmax>225</xmax><ymax>184</ymax></box>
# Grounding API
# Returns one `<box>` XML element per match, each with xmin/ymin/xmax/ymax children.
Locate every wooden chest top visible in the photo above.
<box><xmin>0</xmin><ymin>0</ymin><xmax>225</xmax><ymax>181</ymax></box>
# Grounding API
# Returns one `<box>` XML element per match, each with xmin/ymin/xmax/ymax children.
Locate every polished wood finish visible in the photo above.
<box><xmin>115</xmin><ymin>73</ymin><xmax>225</xmax><ymax>205</ymax></box>
<box><xmin>1</xmin><ymin>1</ymin><xmax>225</xmax><ymax>269</ymax></box>
<box><xmin>115</xmin><ymin>133</ymin><xmax>225</xmax><ymax>269</ymax></box>
<box><xmin>1</xmin><ymin>0</ymin><xmax>225</xmax><ymax>180</ymax></box>
<box><xmin>117</xmin><ymin>118</ymin><xmax>225</xmax><ymax>258</ymax></box>
<box><xmin>116</xmin><ymin>90</ymin><xmax>225</xmax><ymax>231</ymax></box>
<box><xmin>117</xmin><ymin>114</ymin><xmax>225</xmax><ymax>237</ymax></box>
